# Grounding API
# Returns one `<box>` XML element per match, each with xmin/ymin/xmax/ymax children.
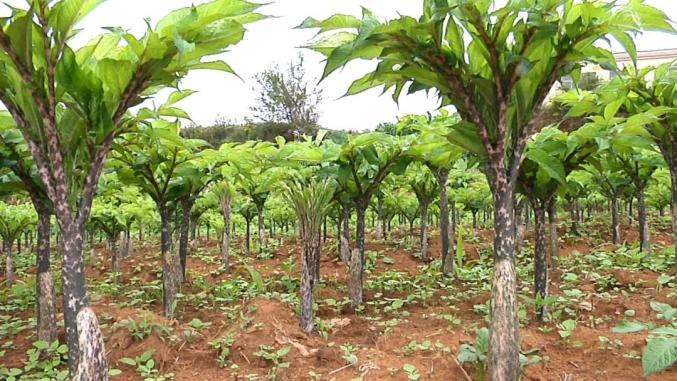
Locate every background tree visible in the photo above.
<box><xmin>517</xmin><ymin>124</ymin><xmax>601</xmax><ymax>320</ymax></box>
<box><xmin>0</xmin><ymin>117</ymin><xmax>57</xmax><ymax>342</ymax></box>
<box><xmin>408</xmin><ymin>111</ymin><xmax>463</xmax><ymax>274</ymax></box>
<box><xmin>647</xmin><ymin>168</ymin><xmax>672</xmax><ymax>217</ymax></box>
<box><xmin>561</xmin><ymin>63</ymin><xmax>676</xmax><ymax>256</ymax></box>
<box><xmin>251</xmin><ymin>54</ymin><xmax>322</xmax><ymax>137</ymax></box>
<box><xmin>335</xmin><ymin>132</ymin><xmax>410</xmax><ymax>305</ymax></box>
<box><xmin>407</xmin><ymin>163</ymin><xmax>437</xmax><ymax>260</ymax></box>
<box><xmin>0</xmin><ymin>201</ymin><xmax>35</xmax><ymax>286</ymax></box>
<box><xmin>113</xmin><ymin>120</ymin><xmax>204</xmax><ymax>316</ymax></box>
<box><xmin>301</xmin><ymin>2</ymin><xmax>669</xmax><ymax>377</ymax></box>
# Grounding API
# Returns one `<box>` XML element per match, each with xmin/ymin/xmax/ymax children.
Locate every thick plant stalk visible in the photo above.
<box><xmin>434</xmin><ymin>169</ymin><xmax>452</xmax><ymax>274</ymax></box>
<box><xmin>220</xmin><ymin>194</ymin><xmax>232</xmax><ymax>272</ymax></box>
<box><xmin>376</xmin><ymin>195</ymin><xmax>384</xmax><ymax>240</ymax></box>
<box><xmin>178</xmin><ymin>199</ymin><xmax>193</xmax><ymax>282</ymax></box>
<box><xmin>548</xmin><ymin>198</ymin><xmax>559</xmax><ymax>268</ymax></box>
<box><xmin>245</xmin><ymin>219</ymin><xmax>251</xmax><ymax>255</ymax></box>
<box><xmin>299</xmin><ymin>230</ymin><xmax>320</xmax><ymax>333</ymax></box>
<box><xmin>569</xmin><ymin>199</ymin><xmax>580</xmax><ymax>236</ymax></box>
<box><xmin>356</xmin><ymin>202</ymin><xmax>367</xmax><ymax>282</ymax></box>
<box><xmin>534</xmin><ymin>203</ymin><xmax>549</xmax><ymax>321</ymax></box>
<box><xmin>487</xmin><ymin>187</ymin><xmax>520</xmax><ymax>381</ymax></box>
<box><xmin>255</xmin><ymin>203</ymin><xmax>267</xmax><ymax>251</ymax></box>
<box><xmin>636</xmin><ymin>184</ymin><xmax>651</xmax><ymax>253</ymax></box>
<box><xmin>515</xmin><ymin>199</ymin><xmax>525</xmax><ymax>255</ymax></box>
<box><xmin>611</xmin><ymin>197</ymin><xmax>621</xmax><ymax>244</ymax></box>
<box><xmin>72</xmin><ymin>308</ymin><xmax>109</xmax><ymax>381</ymax></box>
<box><xmin>669</xmin><ymin>166</ymin><xmax>677</xmax><ymax>263</ymax></box>
<box><xmin>36</xmin><ymin>211</ymin><xmax>57</xmax><ymax>343</ymax></box>
<box><xmin>419</xmin><ymin>201</ymin><xmax>429</xmax><ymax>260</ymax></box>
<box><xmin>109</xmin><ymin>236</ymin><xmax>118</xmax><ymax>273</ymax></box>
<box><xmin>284</xmin><ymin>179</ymin><xmax>332</xmax><ymax>333</ymax></box>
<box><xmin>160</xmin><ymin>209</ymin><xmax>180</xmax><ymax>317</ymax></box>
<box><xmin>60</xmin><ymin>222</ymin><xmax>88</xmax><ymax>375</ymax></box>
<box><xmin>5</xmin><ymin>241</ymin><xmax>15</xmax><ymax>286</ymax></box>
<box><xmin>348</xmin><ymin>248</ymin><xmax>362</xmax><ymax>306</ymax></box>
<box><xmin>299</xmin><ymin>252</ymin><xmax>314</xmax><ymax>333</ymax></box>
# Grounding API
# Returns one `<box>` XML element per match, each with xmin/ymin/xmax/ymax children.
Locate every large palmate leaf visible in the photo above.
<box><xmin>642</xmin><ymin>337</ymin><xmax>677</xmax><ymax>376</ymax></box>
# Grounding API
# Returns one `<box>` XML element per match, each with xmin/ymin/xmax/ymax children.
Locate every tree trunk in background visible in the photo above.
<box><xmin>472</xmin><ymin>211</ymin><xmax>478</xmax><ymax>236</ymax></box>
<box><xmin>256</xmin><ymin>203</ymin><xmax>267</xmax><ymax>251</ymax></box>
<box><xmin>419</xmin><ymin>202</ymin><xmax>429</xmax><ymax>260</ymax></box>
<box><xmin>434</xmin><ymin>169</ymin><xmax>452</xmax><ymax>275</ymax></box>
<box><xmin>322</xmin><ymin>217</ymin><xmax>327</xmax><ymax>243</ymax></box>
<box><xmin>220</xmin><ymin>195</ymin><xmax>232</xmax><ymax>272</ymax></box>
<box><xmin>570</xmin><ymin>199</ymin><xmax>580</xmax><ymax>236</ymax></box>
<box><xmin>178</xmin><ymin>199</ymin><xmax>193</xmax><ymax>282</ymax></box>
<box><xmin>487</xmin><ymin>182</ymin><xmax>520</xmax><ymax>381</ymax></box>
<box><xmin>119</xmin><ymin>232</ymin><xmax>126</xmax><ymax>258</ymax></box>
<box><xmin>340</xmin><ymin>204</ymin><xmax>350</xmax><ymax>262</ymax></box>
<box><xmin>548</xmin><ymin>198</ymin><xmax>559</xmax><ymax>268</ymax></box>
<box><xmin>245</xmin><ymin>219</ymin><xmax>251</xmax><ymax>255</ymax></box>
<box><xmin>36</xmin><ymin>211</ymin><xmax>57</xmax><ymax>343</ymax></box>
<box><xmin>160</xmin><ymin>209</ymin><xmax>180</xmax><ymax>317</ymax></box>
<box><xmin>109</xmin><ymin>236</ymin><xmax>118</xmax><ymax>273</ymax></box>
<box><xmin>637</xmin><ymin>185</ymin><xmax>651</xmax><ymax>253</ymax></box>
<box><xmin>355</xmin><ymin>202</ymin><xmax>367</xmax><ymax>299</ymax></box>
<box><xmin>190</xmin><ymin>215</ymin><xmax>198</xmax><ymax>243</ymax></box>
<box><xmin>611</xmin><ymin>197</ymin><xmax>621</xmax><ymax>244</ymax></box>
<box><xmin>376</xmin><ymin>195</ymin><xmax>384</xmax><ymax>240</ymax></box>
<box><xmin>24</xmin><ymin>231</ymin><xmax>31</xmax><ymax>255</ymax></box>
<box><xmin>533</xmin><ymin>203</ymin><xmax>548</xmax><ymax>321</ymax></box>
<box><xmin>5</xmin><ymin>241</ymin><xmax>14</xmax><ymax>286</ymax></box>
<box><xmin>628</xmin><ymin>197</ymin><xmax>634</xmax><ymax>225</ymax></box>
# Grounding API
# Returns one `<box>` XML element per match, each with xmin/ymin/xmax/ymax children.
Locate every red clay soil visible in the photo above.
<box><xmin>1</xmin><ymin>225</ymin><xmax>676</xmax><ymax>381</ymax></box>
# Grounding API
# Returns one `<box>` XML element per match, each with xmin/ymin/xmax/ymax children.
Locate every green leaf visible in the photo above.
<box><xmin>140</xmin><ymin>350</ymin><xmax>155</xmax><ymax>362</ymax></box>
<box><xmin>166</xmin><ymin>90</ymin><xmax>197</xmax><ymax>106</ymax></box>
<box><xmin>158</xmin><ymin>106</ymin><xmax>192</xmax><ymax>120</ymax></box>
<box><xmin>108</xmin><ymin>369</ymin><xmax>122</xmax><ymax>376</ymax></box>
<box><xmin>186</xmin><ymin>61</ymin><xmax>238</xmax><ymax>75</ymax></box>
<box><xmin>51</xmin><ymin>0</ymin><xmax>105</xmax><ymax>36</ymax></box>
<box><xmin>525</xmin><ymin>148</ymin><xmax>566</xmax><ymax>185</ymax></box>
<box><xmin>276</xmin><ymin>346</ymin><xmax>291</xmax><ymax>357</ymax></box>
<box><xmin>244</xmin><ymin>265</ymin><xmax>264</xmax><ymax>292</ymax></box>
<box><xmin>297</xmin><ymin>14</ymin><xmax>361</xmax><ymax>33</ymax></box>
<box><xmin>612</xmin><ymin>320</ymin><xmax>647</xmax><ymax>333</ymax></box>
<box><xmin>445</xmin><ymin>122</ymin><xmax>487</xmax><ymax>158</ymax></box>
<box><xmin>119</xmin><ymin>358</ymin><xmax>136</xmax><ymax>366</ymax></box>
<box><xmin>98</xmin><ymin>58</ymin><xmax>134</xmax><ymax>100</ymax></box>
<box><xmin>642</xmin><ymin>337</ymin><xmax>677</xmax><ymax>376</ymax></box>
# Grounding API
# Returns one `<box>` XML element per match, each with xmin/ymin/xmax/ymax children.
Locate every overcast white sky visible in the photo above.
<box><xmin>21</xmin><ymin>1</ymin><xmax>677</xmax><ymax>131</ymax></box>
